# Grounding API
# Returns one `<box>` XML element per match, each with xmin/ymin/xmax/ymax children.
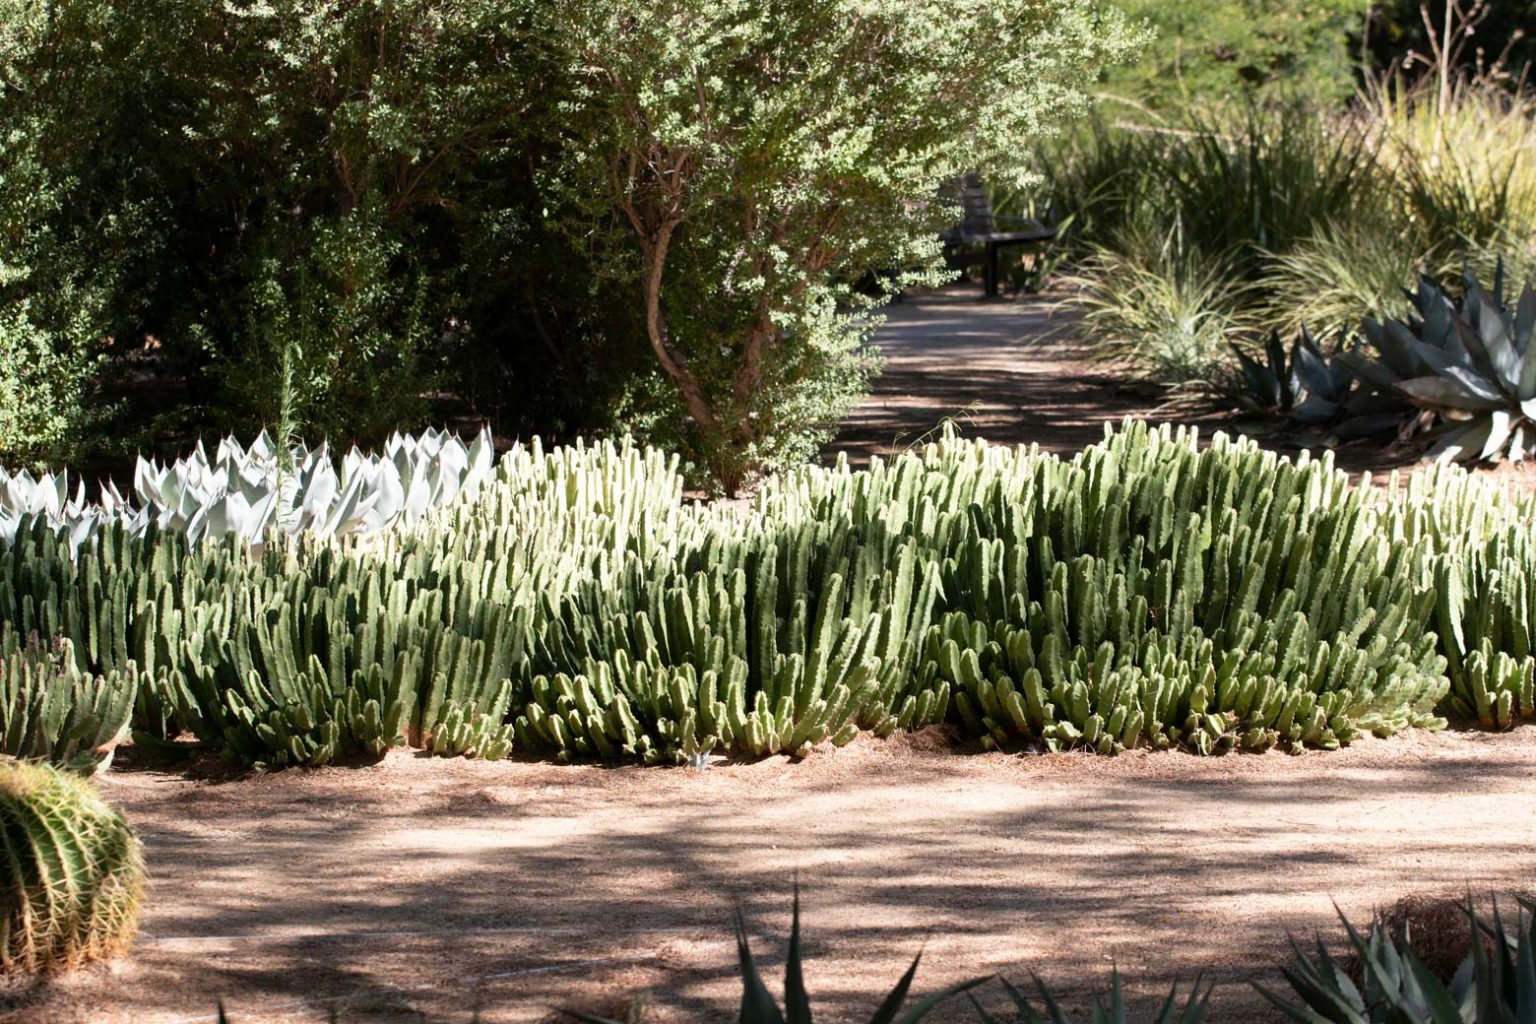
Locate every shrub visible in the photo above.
<box><xmin>535</xmin><ymin>0</ymin><xmax>1142</xmax><ymax>492</ymax></box>
<box><xmin>1102</xmin><ymin>0</ymin><xmax>1365</xmax><ymax>110</ymax></box>
<box><xmin>1257</xmin><ymin>220</ymin><xmax>1426</xmax><ymax>342</ymax></box>
<box><xmin>1067</xmin><ymin>240</ymin><xmax>1250</xmax><ymax>386</ymax></box>
<box><xmin>0</xmin><ymin>299</ymin><xmax>101</xmax><ymax>468</ymax></box>
<box><xmin>0</xmin><ymin>760</ymin><xmax>144</xmax><ymax>972</ymax></box>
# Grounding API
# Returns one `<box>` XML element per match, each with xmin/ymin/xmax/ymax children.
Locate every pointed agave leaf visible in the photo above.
<box><xmin>1397</xmin><ymin>375</ymin><xmax>1506</xmax><ymax>413</ymax></box>
<box><xmin>1430</xmin><ymin>419</ymin><xmax>1495</xmax><ymax>462</ymax></box>
<box><xmin>1027</xmin><ymin>973</ymin><xmax>1073</xmax><ymax>1024</ymax></box>
<box><xmin>1481</xmin><ymin>410</ymin><xmax>1518</xmax><ymax>461</ymax></box>
<box><xmin>1295</xmin><ymin>335</ymin><xmax>1349</xmax><ymax>403</ymax></box>
<box><xmin>883</xmin><ymin>973</ymin><xmax>989</xmax><ymax>1024</ymax></box>
<box><xmin>866</xmin><ymin>951</ymin><xmax>923</xmax><ymax>1024</ymax></box>
<box><xmin>1470</xmin><ymin>279</ymin><xmax>1521</xmax><ymax>382</ymax></box>
<box><xmin>785</xmin><ymin>890</ymin><xmax>812</xmax><ymax>1024</ymax></box>
<box><xmin>737</xmin><ymin>909</ymin><xmax>786</xmax><ymax>1024</ymax></box>
<box><xmin>1515</xmin><ymin>286</ymin><xmax>1536</xmax><ymax>393</ymax></box>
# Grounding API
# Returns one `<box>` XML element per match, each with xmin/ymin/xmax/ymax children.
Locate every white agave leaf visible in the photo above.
<box><xmin>134</xmin><ymin>457</ymin><xmax>165</xmax><ymax>506</ymax></box>
<box><xmin>206</xmin><ymin>491</ymin><xmax>251</xmax><ymax>541</ymax></box>
<box><xmin>1481</xmin><ymin>410</ymin><xmax>1516</xmax><ymax>461</ymax></box>
<box><xmin>67</xmin><ymin>513</ymin><xmax>96</xmax><ymax>554</ymax></box>
<box><xmin>3</xmin><ymin>427</ymin><xmax>491</xmax><ymax>554</ymax></box>
<box><xmin>340</xmin><ymin>447</ymin><xmax>367</xmax><ymax>488</ymax></box>
<box><xmin>323</xmin><ymin>472</ymin><xmax>371</xmax><ymax>537</ymax></box>
<box><xmin>371</xmin><ymin>463</ymin><xmax>406</xmax><ymax>524</ymax></box>
<box><xmin>214</xmin><ymin>434</ymin><xmax>243</xmax><ymax>464</ymax></box>
<box><xmin>436</xmin><ymin>436</ymin><xmax>469</xmax><ymax>479</ymax></box>
<box><xmin>391</xmin><ymin>443</ymin><xmax>413</xmax><ymax>480</ymax></box>
<box><xmin>4</xmin><ymin>471</ymin><xmax>35</xmax><ymax>512</ymax></box>
<box><xmin>402</xmin><ymin>458</ymin><xmax>432</xmax><ymax>520</ymax></box>
<box><xmin>236</xmin><ymin>468</ymin><xmax>270</xmax><ymax>508</ymax></box>
<box><xmin>298</xmin><ymin>461</ymin><xmax>339</xmax><ymax>527</ymax></box>
<box><xmin>47</xmin><ymin>472</ymin><xmax>67</xmax><ymax>517</ymax></box>
<box><xmin>245</xmin><ymin>489</ymin><xmax>278</xmax><ymax>540</ymax></box>
<box><xmin>246</xmin><ymin>430</ymin><xmax>274</xmax><ymax>463</ymax></box>
<box><xmin>466</xmin><ymin>430</ymin><xmax>494</xmax><ymax>489</ymax></box>
<box><xmin>426</xmin><ymin>455</ymin><xmax>454</xmax><ymax>506</ymax></box>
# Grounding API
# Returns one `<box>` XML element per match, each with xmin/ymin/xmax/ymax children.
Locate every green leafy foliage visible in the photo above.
<box><xmin>0</xmin><ymin>0</ymin><xmax>1142</xmax><ymax>491</ymax></box>
<box><xmin>1103</xmin><ymin>0</ymin><xmax>1367</xmax><ymax>110</ymax></box>
<box><xmin>0</xmin><ymin>760</ymin><xmax>143</xmax><ymax>972</ymax></box>
<box><xmin>537</xmin><ymin>0</ymin><xmax>1141</xmax><ymax>491</ymax></box>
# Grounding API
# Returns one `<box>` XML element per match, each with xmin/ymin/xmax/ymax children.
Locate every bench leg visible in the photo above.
<box><xmin>984</xmin><ymin>241</ymin><xmax>999</xmax><ymax>298</ymax></box>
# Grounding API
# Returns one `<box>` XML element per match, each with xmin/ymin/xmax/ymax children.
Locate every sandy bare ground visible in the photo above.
<box><xmin>7</xmin><ymin>728</ymin><xmax>1536</xmax><ymax>1024</ymax></box>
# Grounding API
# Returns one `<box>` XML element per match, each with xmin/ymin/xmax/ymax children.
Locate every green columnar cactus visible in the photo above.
<box><xmin>6</xmin><ymin>418</ymin><xmax>1536</xmax><ymax>767</ymax></box>
<box><xmin>0</xmin><ymin>630</ymin><xmax>135</xmax><ymax>772</ymax></box>
<box><xmin>0</xmin><ymin>761</ymin><xmax>144</xmax><ymax>972</ymax></box>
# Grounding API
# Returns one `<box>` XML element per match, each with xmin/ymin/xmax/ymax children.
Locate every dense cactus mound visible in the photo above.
<box><xmin>0</xmin><ymin>421</ymin><xmax>1534</xmax><ymax>767</ymax></box>
<box><xmin>1</xmin><ymin>627</ymin><xmax>135</xmax><ymax>771</ymax></box>
<box><xmin>0</xmin><ymin>760</ymin><xmax>144</xmax><ymax>972</ymax></box>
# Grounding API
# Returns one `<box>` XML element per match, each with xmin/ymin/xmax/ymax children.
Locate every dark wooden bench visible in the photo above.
<box><xmin>940</xmin><ymin>173</ymin><xmax>1056</xmax><ymax>297</ymax></box>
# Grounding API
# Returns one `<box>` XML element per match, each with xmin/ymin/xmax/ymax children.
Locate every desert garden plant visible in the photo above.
<box><xmin>569</xmin><ymin>893</ymin><xmax>987</xmax><ymax>1024</ymax></box>
<box><xmin>977</xmin><ymin>968</ymin><xmax>1211</xmax><ymax>1024</ymax></box>
<box><xmin>1347</xmin><ymin>265</ymin><xmax>1536</xmax><ymax>461</ymax></box>
<box><xmin>537</xmin><ymin>0</ymin><xmax>1142</xmax><ymax>491</ymax></box>
<box><xmin>0</xmin><ymin>628</ymin><xmax>134</xmax><ymax>772</ymax></box>
<box><xmin>1257</xmin><ymin>898</ymin><xmax>1536</xmax><ymax>1024</ymax></box>
<box><xmin>14</xmin><ymin>418</ymin><xmax>1536</xmax><ymax>768</ymax></box>
<box><xmin>0</xmin><ymin>760</ymin><xmax>143</xmax><ymax>972</ymax></box>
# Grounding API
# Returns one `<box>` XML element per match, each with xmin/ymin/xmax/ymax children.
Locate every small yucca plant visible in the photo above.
<box><xmin>0</xmin><ymin>760</ymin><xmax>144</xmax><ymax>972</ymax></box>
<box><xmin>976</xmin><ymin>967</ymin><xmax>1210</xmax><ymax>1024</ymax></box>
<box><xmin>567</xmin><ymin>892</ymin><xmax>986</xmax><ymax>1024</ymax></box>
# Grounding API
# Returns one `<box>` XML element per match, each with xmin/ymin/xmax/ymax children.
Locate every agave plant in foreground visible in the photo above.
<box><xmin>976</xmin><ymin>967</ymin><xmax>1211</xmax><ymax>1024</ymax></box>
<box><xmin>1256</xmin><ymin>897</ymin><xmax>1536</xmax><ymax>1023</ymax></box>
<box><xmin>1348</xmin><ymin>264</ymin><xmax>1536</xmax><ymax>461</ymax></box>
<box><xmin>566</xmin><ymin>893</ymin><xmax>987</xmax><ymax>1024</ymax></box>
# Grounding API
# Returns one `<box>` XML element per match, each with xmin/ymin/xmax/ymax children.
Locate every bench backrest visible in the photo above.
<box><xmin>939</xmin><ymin>173</ymin><xmax>995</xmax><ymax>242</ymax></box>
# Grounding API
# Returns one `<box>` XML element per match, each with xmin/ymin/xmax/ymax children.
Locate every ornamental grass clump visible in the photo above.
<box><xmin>0</xmin><ymin>760</ymin><xmax>144</xmax><ymax>972</ymax></box>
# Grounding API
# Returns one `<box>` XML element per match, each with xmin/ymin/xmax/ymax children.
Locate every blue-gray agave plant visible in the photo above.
<box><xmin>1348</xmin><ymin>264</ymin><xmax>1536</xmax><ymax>462</ymax></box>
<box><xmin>1257</xmin><ymin>898</ymin><xmax>1536</xmax><ymax>1023</ymax></box>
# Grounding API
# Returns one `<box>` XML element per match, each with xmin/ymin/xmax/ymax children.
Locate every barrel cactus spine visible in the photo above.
<box><xmin>0</xmin><ymin>760</ymin><xmax>145</xmax><ymax>972</ymax></box>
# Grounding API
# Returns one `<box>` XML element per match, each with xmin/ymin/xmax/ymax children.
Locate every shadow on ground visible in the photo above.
<box><xmin>21</xmin><ymin>727</ymin><xmax>1536</xmax><ymax>1024</ymax></box>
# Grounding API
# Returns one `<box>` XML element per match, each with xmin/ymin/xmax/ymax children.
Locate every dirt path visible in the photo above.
<box><xmin>828</xmin><ymin>285</ymin><xmax>1536</xmax><ymax>492</ymax></box>
<box><xmin>13</xmin><ymin>728</ymin><xmax>1536</xmax><ymax>1024</ymax></box>
<box><xmin>825</xmin><ymin>287</ymin><xmax>1165</xmax><ymax>465</ymax></box>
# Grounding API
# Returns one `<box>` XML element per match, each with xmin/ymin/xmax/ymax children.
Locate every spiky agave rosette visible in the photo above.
<box><xmin>0</xmin><ymin>760</ymin><xmax>144</xmax><ymax>972</ymax></box>
<box><xmin>0</xmin><ymin>427</ymin><xmax>496</xmax><ymax>552</ymax></box>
